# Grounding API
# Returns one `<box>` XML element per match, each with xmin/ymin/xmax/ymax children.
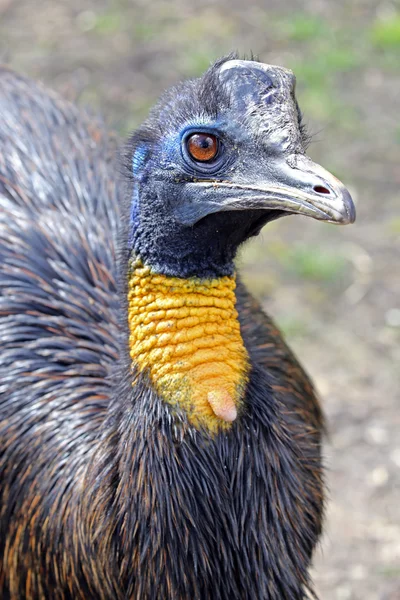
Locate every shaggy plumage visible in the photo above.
<box><xmin>0</xmin><ymin>58</ymin><xmax>355</xmax><ymax>599</ymax></box>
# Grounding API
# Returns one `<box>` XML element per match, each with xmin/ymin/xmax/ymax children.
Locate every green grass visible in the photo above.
<box><xmin>249</xmin><ymin>240</ymin><xmax>348</xmax><ymax>284</ymax></box>
<box><xmin>297</xmin><ymin>87</ymin><xmax>340</xmax><ymax>121</ymax></box>
<box><xmin>172</xmin><ymin>10</ymin><xmax>236</xmax><ymax>76</ymax></box>
<box><xmin>288</xmin><ymin>43</ymin><xmax>361</xmax><ymax>122</ymax></box>
<box><xmin>387</xmin><ymin>216</ymin><xmax>400</xmax><ymax>235</ymax></box>
<box><xmin>371</xmin><ymin>14</ymin><xmax>400</xmax><ymax>48</ymax></box>
<box><xmin>322</xmin><ymin>47</ymin><xmax>360</xmax><ymax>71</ymax></box>
<box><xmin>131</xmin><ymin>22</ymin><xmax>158</xmax><ymax>42</ymax></box>
<box><xmin>291</xmin><ymin>48</ymin><xmax>360</xmax><ymax>85</ymax></box>
<box><xmin>176</xmin><ymin>11</ymin><xmax>236</xmax><ymax>42</ymax></box>
<box><xmin>376</xmin><ymin>565</ymin><xmax>400</xmax><ymax>578</ymax></box>
<box><xmin>281</xmin><ymin>246</ymin><xmax>347</xmax><ymax>282</ymax></box>
<box><xmin>280</xmin><ymin>14</ymin><xmax>327</xmax><ymax>41</ymax></box>
<box><xmin>92</xmin><ymin>12</ymin><xmax>122</xmax><ymax>35</ymax></box>
<box><xmin>180</xmin><ymin>49</ymin><xmax>219</xmax><ymax>77</ymax></box>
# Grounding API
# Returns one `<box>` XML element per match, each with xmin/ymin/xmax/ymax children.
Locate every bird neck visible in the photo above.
<box><xmin>127</xmin><ymin>257</ymin><xmax>249</xmax><ymax>433</ymax></box>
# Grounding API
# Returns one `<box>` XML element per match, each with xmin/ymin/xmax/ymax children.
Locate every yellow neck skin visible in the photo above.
<box><xmin>127</xmin><ymin>259</ymin><xmax>249</xmax><ymax>433</ymax></box>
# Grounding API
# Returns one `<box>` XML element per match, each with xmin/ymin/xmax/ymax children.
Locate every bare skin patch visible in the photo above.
<box><xmin>127</xmin><ymin>259</ymin><xmax>249</xmax><ymax>432</ymax></box>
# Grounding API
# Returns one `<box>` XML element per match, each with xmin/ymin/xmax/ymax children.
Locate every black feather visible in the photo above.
<box><xmin>0</xmin><ymin>63</ymin><xmax>324</xmax><ymax>599</ymax></box>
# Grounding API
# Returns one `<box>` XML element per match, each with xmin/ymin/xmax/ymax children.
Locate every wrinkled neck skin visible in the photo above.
<box><xmin>126</xmin><ymin>255</ymin><xmax>249</xmax><ymax>433</ymax></box>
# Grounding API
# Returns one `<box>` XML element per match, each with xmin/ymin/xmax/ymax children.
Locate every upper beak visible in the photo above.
<box><xmin>176</xmin><ymin>154</ymin><xmax>356</xmax><ymax>227</ymax></box>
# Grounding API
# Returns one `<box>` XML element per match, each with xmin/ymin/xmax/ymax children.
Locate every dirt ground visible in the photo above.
<box><xmin>1</xmin><ymin>0</ymin><xmax>399</xmax><ymax>598</ymax></box>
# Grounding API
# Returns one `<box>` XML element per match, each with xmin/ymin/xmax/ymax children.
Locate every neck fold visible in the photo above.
<box><xmin>127</xmin><ymin>258</ymin><xmax>249</xmax><ymax>432</ymax></box>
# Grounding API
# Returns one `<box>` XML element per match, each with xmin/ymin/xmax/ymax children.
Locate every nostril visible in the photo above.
<box><xmin>313</xmin><ymin>185</ymin><xmax>331</xmax><ymax>195</ymax></box>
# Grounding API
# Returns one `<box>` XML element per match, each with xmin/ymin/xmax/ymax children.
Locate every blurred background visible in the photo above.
<box><xmin>0</xmin><ymin>0</ymin><xmax>399</xmax><ymax>597</ymax></box>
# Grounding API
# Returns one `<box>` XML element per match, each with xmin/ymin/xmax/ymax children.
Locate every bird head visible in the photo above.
<box><xmin>125</xmin><ymin>57</ymin><xmax>355</xmax><ymax>278</ymax></box>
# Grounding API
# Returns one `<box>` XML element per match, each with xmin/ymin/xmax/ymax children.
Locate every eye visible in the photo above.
<box><xmin>186</xmin><ymin>133</ymin><xmax>219</xmax><ymax>162</ymax></box>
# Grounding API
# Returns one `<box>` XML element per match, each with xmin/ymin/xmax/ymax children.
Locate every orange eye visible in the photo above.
<box><xmin>186</xmin><ymin>133</ymin><xmax>219</xmax><ymax>162</ymax></box>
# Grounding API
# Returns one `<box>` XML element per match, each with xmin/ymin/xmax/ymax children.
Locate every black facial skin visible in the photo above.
<box><xmin>123</xmin><ymin>56</ymin><xmax>355</xmax><ymax>279</ymax></box>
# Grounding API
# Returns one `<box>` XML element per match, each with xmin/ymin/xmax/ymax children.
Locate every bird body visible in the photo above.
<box><xmin>0</xmin><ymin>59</ymin><xmax>354</xmax><ymax>599</ymax></box>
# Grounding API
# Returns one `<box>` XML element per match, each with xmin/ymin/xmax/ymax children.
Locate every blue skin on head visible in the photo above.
<box><xmin>129</xmin><ymin>145</ymin><xmax>148</xmax><ymax>247</ymax></box>
<box><xmin>127</xmin><ymin>113</ymin><xmax>288</xmax><ymax>279</ymax></box>
<box><xmin>128</xmin><ymin>117</ymin><xmax>241</xmax><ymax>268</ymax></box>
<box><xmin>126</xmin><ymin>60</ymin><xmax>353</xmax><ymax>279</ymax></box>
<box><xmin>125</xmin><ymin>61</ymin><xmax>298</xmax><ymax>277</ymax></box>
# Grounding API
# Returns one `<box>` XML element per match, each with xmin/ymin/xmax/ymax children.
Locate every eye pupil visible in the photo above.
<box><xmin>187</xmin><ymin>133</ymin><xmax>218</xmax><ymax>162</ymax></box>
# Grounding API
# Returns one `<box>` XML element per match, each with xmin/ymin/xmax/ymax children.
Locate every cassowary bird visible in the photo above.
<box><xmin>0</xmin><ymin>57</ymin><xmax>355</xmax><ymax>599</ymax></box>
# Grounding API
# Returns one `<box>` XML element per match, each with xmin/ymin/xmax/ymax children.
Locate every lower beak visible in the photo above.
<box><xmin>177</xmin><ymin>154</ymin><xmax>356</xmax><ymax>226</ymax></box>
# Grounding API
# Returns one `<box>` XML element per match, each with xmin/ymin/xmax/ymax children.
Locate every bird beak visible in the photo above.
<box><xmin>176</xmin><ymin>154</ymin><xmax>356</xmax><ymax>227</ymax></box>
